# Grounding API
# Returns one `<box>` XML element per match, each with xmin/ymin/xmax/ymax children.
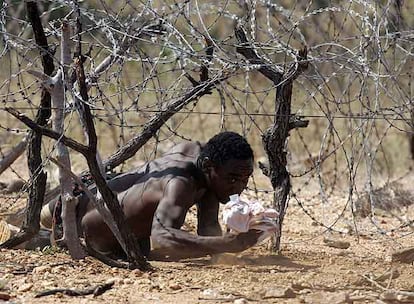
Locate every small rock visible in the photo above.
<box><xmin>168</xmin><ymin>282</ymin><xmax>182</xmax><ymax>290</ymax></box>
<box><xmin>201</xmin><ymin>289</ymin><xmax>234</xmax><ymax>301</ymax></box>
<box><xmin>123</xmin><ymin>278</ymin><xmax>133</xmax><ymax>284</ymax></box>
<box><xmin>381</xmin><ymin>291</ymin><xmax>398</xmax><ymax>301</ymax></box>
<box><xmin>248</xmin><ymin>276</ymin><xmax>258</xmax><ymax>283</ymax></box>
<box><xmin>262</xmin><ymin>287</ymin><xmax>296</xmax><ymax>299</ymax></box>
<box><xmin>0</xmin><ymin>278</ymin><xmax>8</xmax><ymax>290</ymax></box>
<box><xmin>116</xmin><ymin>278</ymin><xmax>125</xmax><ymax>285</ymax></box>
<box><xmin>291</xmin><ymin>282</ymin><xmax>308</xmax><ymax>291</ymax></box>
<box><xmin>130</xmin><ymin>269</ymin><xmax>143</xmax><ymax>277</ymax></box>
<box><xmin>51</xmin><ymin>265</ymin><xmax>66</xmax><ymax>274</ymax></box>
<box><xmin>32</xmin><ymin>265</ymin><xmax>51</xmax><ymax>274</ymax></box>
<box><xmin>0</xmin><ymin>292</ymin><xmax>11</xmax><ymax>300</ymax></box>
<box><xmin>4</xmin><ymin>179</ymin><xmax>25</xmax><ymax>194</ymax></box>
<box><xmin>105</xmin><ymin>279</ymin><xmax>116</xmax><ymax>286</ymax></box>
<box><xmin>304</xmin><ymin>292</ymin><xmax>325</xmax><ymax>303</ymax></box>
<box><xmin>326</xmin><ymin>292</ymin><xmax>349</xmax><ymax>304</ymax></box>
<box><xmin>298</xmin><ymin>288</ymin><xmax>312</xmax><ymax>295</ymax></box>
<box><xmin>40</xmin><ymin>281</ymin><xmax>57</xmax><ymax>289</ymax></box>
<box><xmin>234</xmin><ymin>298</ymin><xmax>249</xmax><ymax>304</ymax></box>
<box><xmin>18</xmin><ymin>283</ymin><xmax>33</xmax><ymax>292</ymax></box>
<box><xmin>391</xmin><ymin>247</ymin><xmax>414</xmax><ymax>263</ymax></box>
<box><xmin>323</xmin><ymin>237</ymin><xmax>350</xmax><ymax>249</ymax></box>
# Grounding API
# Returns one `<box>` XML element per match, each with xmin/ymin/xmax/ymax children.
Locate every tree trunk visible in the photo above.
<box><xmin>235</xmin><ymin>25</ymin><xmax>308</xmax><ymax>252</ymax></box>
<box><xmin>262</xmin><ymin>81</ymin><xmax>293</xmax><ymax>251</ymax></box>
<box><xmin>0</xmin><ymin>1</ymin><xmax>54</xmax><ymax>248</ymax></box>
<box><xmin>51</xmin><ymin>22</ymin><xmax>85</xmax><ymax>259</ymax></box>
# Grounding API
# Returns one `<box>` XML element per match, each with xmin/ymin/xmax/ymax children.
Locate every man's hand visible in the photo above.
<box><xmin>224</xmin><ymin>229</ymin><xmax>263</xmax><ymax>253</ymax></box>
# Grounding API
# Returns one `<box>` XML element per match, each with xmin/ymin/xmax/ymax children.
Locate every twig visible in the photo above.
<box><xmin>83</xmin><ymin>242</ymin><xmax>130</xmax><ymax>269</ymax></box>
<box><xmin>0</xmin><ymin>135</ymin><xmax>27</xmax><ymax>176</ymax></box>
<box><xmin>34</xmin><ymin>281</ymin><xmax>114</xmax><ymax>298</ymax></box>
<box><xmin>4</xmin><ymin>108</ymin><xmax>88</xmax><ymax>154</ymax></box>
<box><xmin>361</xmin><ymin>274</ymin><xmax>414</xmax><ymax>298</ymax></box>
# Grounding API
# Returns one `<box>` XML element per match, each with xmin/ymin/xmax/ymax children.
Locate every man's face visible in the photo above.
<box><xmin>208</xmin><ymin>158</ymin><xmax>254</xmax><ymax>203</ymax></box>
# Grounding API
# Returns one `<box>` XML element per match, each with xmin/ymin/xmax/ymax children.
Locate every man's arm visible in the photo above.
<box><xmin>197</xmin><ymin>194</ymin><xmax>222</xmax><ymax>236</ymax></box>
<box><xmin>150</xmin><ymin>178</ymin><xmax>260</xmax><ymax>260</ymax></box>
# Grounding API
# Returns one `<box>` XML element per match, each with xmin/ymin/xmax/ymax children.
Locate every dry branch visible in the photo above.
<box><xmin>33</xmin><ymin>21</ymin><xmax>85</xmax><ymax>259</ymax></box>
<box><xmin>235</xmin><ymin>25</ymin><xmax>283</xmax><ymax>84</ymax></box>
<box><xmin>235</xmin><ymin>24</ymin><xmax>308</xmax><ymax>251</ymax></box>
<box><xmin>361</xmin><ymin>274</ymin><xmax>414</xmax><ymax>301</ymax></box>
<box><xmin>50</xmin><ymin>157</ymin><xmax>148</xmax><ymax>268</ymax></box>
<box><xmin>104</xmin><ymin>73</ymin><xmax>226</xmax><ymax>171</ymax></box>
<box><xmin>1</xmin><ymin>1</ymin><xmax>54</xmax><ymax>249</ymax></box>
<box><xmin>34</xmin><ymin>281</ymin><xmax>114</xmax><ymax>298</ymax></box>
<box><xmin>4</xmin><ymin>108</ymin><xmax>88</xmax><ymax>154</ymax></box>
<box><xmin>74</xmin><ymin>47</ymin><xmax>150</xmax><ymax>269</ymax></box>
<box><xmin>0</xmin><ymin>136</ymin><xmax>27</xmax><ymax>176</ymax></box>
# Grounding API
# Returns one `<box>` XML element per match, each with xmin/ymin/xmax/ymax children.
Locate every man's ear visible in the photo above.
<box><xmin>201</xmin><ymin>157</ymin><xmax>214</xmax><ymax>172</ymax></box>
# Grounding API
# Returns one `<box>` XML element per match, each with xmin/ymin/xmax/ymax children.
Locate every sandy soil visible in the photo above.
<box><xmin>0</xmin><ymin>168</ymin><xmax>414</xmax><ymax>303</ymax></box>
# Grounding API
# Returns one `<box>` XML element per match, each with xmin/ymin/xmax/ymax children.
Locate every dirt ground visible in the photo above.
<box><xmin>0</xmin><ymin>168</ymin><xmax>414</xmax><ymax>303</ymax></box>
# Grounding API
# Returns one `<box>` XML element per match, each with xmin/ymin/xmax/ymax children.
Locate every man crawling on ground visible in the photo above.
<box><xmin>40</xmin><ymin>131</ymin><xmax>262</xmax><ymax>260</ymax></box>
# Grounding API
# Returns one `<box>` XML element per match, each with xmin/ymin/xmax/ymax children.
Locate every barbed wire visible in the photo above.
<box><xmin>0</xmin><ymin>0</ymin><xmax>413</xmax><ymax>241</ymax></box>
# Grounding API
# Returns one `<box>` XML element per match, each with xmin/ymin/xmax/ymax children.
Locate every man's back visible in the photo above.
<box><xmin>42</xmin><ymin>132</ymin><xmax>261</xmax><ymax>260</ymax></box>
<box><xmin>80</xmin><ymin>141</ymin><xmax>205</xmax><ymax>255</ymax></box>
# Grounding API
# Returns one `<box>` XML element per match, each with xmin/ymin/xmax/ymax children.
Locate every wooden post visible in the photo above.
<box><xmin>235</xmin><ymin>25</ymin><xmax>308</xmax><ymax>251</ymax></box>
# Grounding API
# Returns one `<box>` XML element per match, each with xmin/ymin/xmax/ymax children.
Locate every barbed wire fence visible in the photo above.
<box><xmin>0</xmin><ymin>0</ymin><xmax>413</xmax><ymax>250</ymax></box>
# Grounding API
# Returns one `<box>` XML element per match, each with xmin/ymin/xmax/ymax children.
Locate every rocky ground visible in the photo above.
<box><xmin>0</xmin><ymin>167</ymin><xmax>414</xmax><ymax>303</ymax></box>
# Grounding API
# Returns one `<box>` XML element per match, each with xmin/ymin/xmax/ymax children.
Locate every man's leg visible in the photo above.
<box><xmin>138</xmin><ymin>237</ymin><xmax>151</xmax><ymax>257</ymax></box>
<box><xmin>40</xmin><ymin>198</ymin><xmax>58</xmax><ymax>229</ymax></box>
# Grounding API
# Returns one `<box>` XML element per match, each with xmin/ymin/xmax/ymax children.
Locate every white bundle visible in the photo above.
<box><xmin>222</xmin><ymin>195</ymin><xmax>279</xmax><ymax>244</ymax></box>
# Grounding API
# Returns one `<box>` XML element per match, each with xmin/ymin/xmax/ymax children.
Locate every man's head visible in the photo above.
<box><xmin>199</xmin><ymin>132</ymin><xmax>254</xmax><ymax>203</ymax></box>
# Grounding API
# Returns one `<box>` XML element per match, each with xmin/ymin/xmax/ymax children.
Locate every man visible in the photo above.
<box><xmin>41</xmin><ymin>131</ymin><xmax>262</xmax><ymax>260</ymax></box>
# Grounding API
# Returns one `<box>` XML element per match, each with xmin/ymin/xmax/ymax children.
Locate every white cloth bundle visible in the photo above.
<box><xmin>222</xmin><ymin>195</ymin><xmax>279</xmax><ymax>244</ymax></box>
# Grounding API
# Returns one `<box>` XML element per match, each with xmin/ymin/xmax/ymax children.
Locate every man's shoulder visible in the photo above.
<box><xmin>167</xmin><ymin>161</ymin><xmax>201</xmax><ymax>183</ymax></box>
<box><xmin>164</xmin><ymin>141</ymin><xmax>203</xmax><ymax>158</ymax></box>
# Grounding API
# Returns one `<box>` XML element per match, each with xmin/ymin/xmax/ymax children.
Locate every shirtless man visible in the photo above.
<box><xmin>41</xmin><ymin>131</ymin><xmax>262</xmax><ymax>260</ymax></box>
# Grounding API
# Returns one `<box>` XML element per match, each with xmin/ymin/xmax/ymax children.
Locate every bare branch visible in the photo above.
<box><xmin>1</xmin><ymin>0</ymin><xmax>54</xmax><ymax>249</ymax></box>
<box><xmin>0</xmin><ymin>136</ymin><xmax>27</xmax><ymax>175</ymax></box>
<box><xmin>235</xmin><ymin>24</ymin><xmax>308</xmax><ymax>252</ymax></box>
<box><xmin>74</xmin><ymin>42</ymin><xmax>150</xmax><ymax>269</ymax></box>
<box><xmin>5</xmin><ymin>108</ymin><xmax>89</xmax><ymax>155</ymax></box>
<box><xmin>288</xmin><ymin>117</ymin><xmax>309</xmax><ymax>130</ymax></box>
<box><xmin>104</xmin><ymin>73</ymin><xmax>227</xmax><ymax>170</ymax></box>
<box><xmin>235</xmin><ymin>24</ymin><xmax>283</xmax><ymax>84</ymax></box>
